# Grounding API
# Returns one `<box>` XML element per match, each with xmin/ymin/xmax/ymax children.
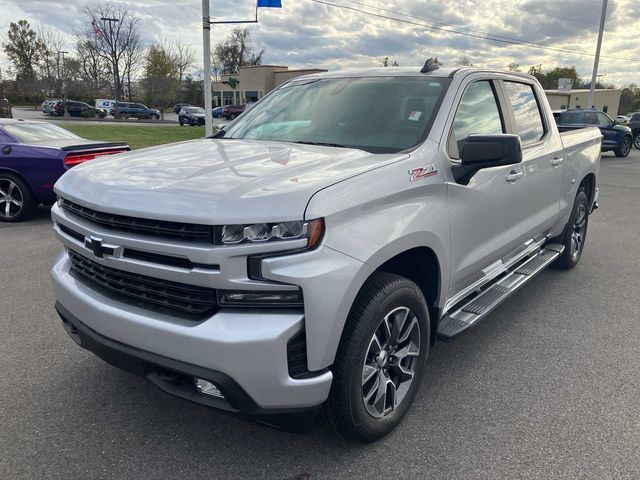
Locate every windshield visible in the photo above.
<box><xmin>223</xmin><ymin>76</ymin><xmax>450</xmax><ymax>153</ymax></box>
<box><xmin>4</xmin><ymin>122</ymin><xmax>81</xmax><ymax>143</ymax></box>
<box><xmin>189</xmin><ymin>107</ymin><xmax>205</xmax><ymax>114</ymax></box>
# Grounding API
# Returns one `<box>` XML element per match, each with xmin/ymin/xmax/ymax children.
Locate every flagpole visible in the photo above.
<box><xmin>202</xmin><ymin>0</ymin><xmax>213</xmax><ymax>137</ymax></box>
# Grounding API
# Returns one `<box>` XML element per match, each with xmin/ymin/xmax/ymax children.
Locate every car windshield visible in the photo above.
<box><xmin>4</xmin><ymin>122</ymin><xmax>81</xmax><ymax>143</ymax></box>
<box><xmin>223</xmin><ymin>76</ymin><xmax>451</xmax><ymax>153</ymax></box>
<box><xmin>189</xmin><ymin>107</ymin><xmax>205</xmax><ymax>114</ymax></box>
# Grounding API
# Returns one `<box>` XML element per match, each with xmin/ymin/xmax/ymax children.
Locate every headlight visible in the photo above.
<box><xmin>219</xmin><ymin>218</ymin><xmax>324</xmax><ymax>248</ymax></box>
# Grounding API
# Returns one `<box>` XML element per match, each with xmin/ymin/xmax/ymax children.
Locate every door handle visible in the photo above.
<box><xmin>551</xmin><ymin>156</ymin><xmax>563</xmax><ymax>166</ymax></box>
<box><xmin>506</xmin><ymin>170</ymin><xmax>524</xmax><ymax>182</ymax></box>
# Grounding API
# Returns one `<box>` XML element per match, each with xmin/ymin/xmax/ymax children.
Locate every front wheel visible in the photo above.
<box><xmin>324</xmin><ymin>272</ymin><xmax>430</xmax><ymax>442</ymax></box>
<box><xmin>633</xmin><ymin>133</ymin><xmax>640</xmax><ymax>150</ymax></box>
<box><xmin>552</xmin><ymin>190</ymin><xmax>590</xmax><ymax>270</ymax></box>
<box><xmin>150</xmin><ymin>114</ymin><xmax>159</xmax><ymax>120</ymax></box>
<box><xmin>614</xmin><ymin>136</ymin><xmax>632</xmax><ymax>157</ymax></box>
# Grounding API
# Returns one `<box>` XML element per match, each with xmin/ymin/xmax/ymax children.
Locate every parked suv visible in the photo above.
<box><xmin>51</xmin><ymin>64</ymin><xmax>600</xmax><ymax>442</ymax></box>
<box><xmin>178</xmin><ymin>106</ymin><xmax>206</xmax><ymax>126</ymax></box>
<box><xmin>222</xmin><ymin>104</ymin><xmax>245</xmax><ymax>120</ymax></box>
<box><xmin>110</xmin><ymin>102</ymin><xmax>160</xmax><ymax>120</ymax></box>
<box><xmin>66</xmin><ymin>100</ymin><xmax>107</xmax><ymax>118</ymax></box>
<box><xmin>626</xmin><ymin>113</ymin><xmax>640</xmax><ymax>149</ymax></box>
<box><xmin>556</xmin><ymin>108</ymin><xmax>633</xmax><ymax>157</ymax></box>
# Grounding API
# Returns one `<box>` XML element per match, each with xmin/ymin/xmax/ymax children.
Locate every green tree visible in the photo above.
<box><xmin>2</xmin><ymin>20</ymin><xmax>44</xmax><ymax>80</ymax></box>
<box><xmin>143</xmin><ymin>43</ymin><xmax>179</xmax><ymax>119</ymax></box>
<box><xmin>214</xmin><ymin>28</ymin><xmax>264</xmax><ymax>74</ymax></box>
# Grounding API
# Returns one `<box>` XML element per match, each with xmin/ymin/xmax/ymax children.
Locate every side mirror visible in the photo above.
<box><xmin>461</xmin><ymin>134</ymin><xmax>522</xmax><ymax>171</ymax></box>
<box><xmin>612</xmin><ymin>120</ymin><xmax>619</xmax><ymax>126</ymax></box>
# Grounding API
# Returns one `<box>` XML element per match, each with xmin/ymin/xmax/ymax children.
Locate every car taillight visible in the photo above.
<box><xmin>64</xmin><ymin>150</ymin><xmax>126</xmax><ymax>168</ymax></box>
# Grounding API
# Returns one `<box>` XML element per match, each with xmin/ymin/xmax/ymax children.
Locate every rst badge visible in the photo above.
<box><xmin>409</xmin><ymin>164</ymin><xmax>438</xmax><ymax>182</ymax></box>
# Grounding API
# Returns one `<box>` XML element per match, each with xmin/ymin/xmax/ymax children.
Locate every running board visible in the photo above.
<box><xmin>437</xmin><ymin>244</ymin><xmax>564</xmax><ymax>340</ymax></box>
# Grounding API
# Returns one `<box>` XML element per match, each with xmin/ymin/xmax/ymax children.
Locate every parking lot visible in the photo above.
<box><xmin>10</xmin><ymin>107</ymin><xmax>227</xmax><ymax>127</ymax></box>
<box><xmin>1</xmin><ymin>150</ymin><xmax>639</xmax><ymax>479</ymax></box>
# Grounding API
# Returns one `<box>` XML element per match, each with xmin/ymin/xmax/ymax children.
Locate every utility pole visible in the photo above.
<box><xmin>588</xmin><ymin>0</ymin><xmax>608</xmax><ymax>109</ymax></box>
<box><xmin>101</xmin><ymin>17</ymin><xmax>120</xmax><ymax>116</ymax></box>
<box><xmin>202</xmin><ymin>0</ymin><xmax>213</xmax><ymax>137</ymax></box>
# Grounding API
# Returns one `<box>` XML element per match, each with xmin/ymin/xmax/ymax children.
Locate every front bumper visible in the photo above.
<box><xmin>51</xmin><ymin>253</ymin><xmax>333</xmax><ymax>412</ymax></box>
<box><xmin>55</xmin><ymin>302</ymin><xmax>322</xmax><ymax>432</ymax></box>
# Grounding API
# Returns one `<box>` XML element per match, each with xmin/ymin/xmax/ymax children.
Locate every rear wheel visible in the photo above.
<box><xmin>552</xmin><ymin>189</ymin><xmax>590</xmax><ymax>270</ymax></box>
<box><xmin>0</xmin><ymin>174</ymin><xmax>36</xmax><ymax>222</ymax></box>
<box><xmin>324</xmin><ymin>272</ymin><xmax>430</xmax><ymax>442</ymax></box>
<box><xmin>614</xmin><ymin>136</ymin><xmax>632</xmax><ymax>157</ymax></box>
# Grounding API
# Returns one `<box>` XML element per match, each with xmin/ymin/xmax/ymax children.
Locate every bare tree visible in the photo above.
<box><xmin>37</xmin><ymin>25</ymin><xmax>65</xmax><ymax>97</ymax></box>
<box><xmin>456</xmin><ymin>56</ymin><xmax>473</xmax><ymax>67</ymax></box>
<box><xmin>507</xmin><ymin>62</ymin><xmax>521</xmax><ymax>72</ymax></box>
<box><xmin>84</xmin><ymin>2</ymin><xmax>142</xmax><ymax>103</ymax></box>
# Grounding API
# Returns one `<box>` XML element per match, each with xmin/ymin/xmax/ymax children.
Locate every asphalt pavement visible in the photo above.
<box><xmin>1</xmin><ymin>151</ymin><xmax>639</xmax><ymax>479</ymax></box>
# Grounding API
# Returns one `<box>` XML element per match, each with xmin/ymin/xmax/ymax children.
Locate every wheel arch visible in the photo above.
<box><xmin>0</xmin><ymin>166</ymin><xmax>45</xmax><ymax>203</ymax></box>
<box><xmin>374</xmin><ymin>247</ymin><xmax>442</xmax><ymax>344</ymax></box>
<box><xmin>580</xmin><ymin>172</ymin><xmax>596</xmax><ymax>204</ymax></box>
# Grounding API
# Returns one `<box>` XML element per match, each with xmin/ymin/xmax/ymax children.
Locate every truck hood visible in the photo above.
<box><xmin>54</xmin><ymin>138</ymin><xmax>408</xmax><ymax>224</ymax></box>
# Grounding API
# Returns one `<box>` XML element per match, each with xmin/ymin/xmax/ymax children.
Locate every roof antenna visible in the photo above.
<box><xmin>420</xmin><ymin>57</ymin><xmax>440</xmax><ymax>74</ymax></box>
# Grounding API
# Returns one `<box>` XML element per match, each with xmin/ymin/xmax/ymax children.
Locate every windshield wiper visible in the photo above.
<box><xmin>291</xmin><ymin>140</ymin><xmax>349</xmax><ymax>148</ymax></box>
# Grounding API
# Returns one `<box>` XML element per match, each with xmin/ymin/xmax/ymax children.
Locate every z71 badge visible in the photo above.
<box><xmin>409</xmin><ymin>164</ymin><xmax>438</xmax><ymax>182</ymax></box>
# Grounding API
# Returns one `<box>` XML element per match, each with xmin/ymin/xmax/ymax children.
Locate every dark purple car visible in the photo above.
<box><xmin>0</xmin><ymin>119</ymin><xmax>129</xmax><ymax>222</ymax></box>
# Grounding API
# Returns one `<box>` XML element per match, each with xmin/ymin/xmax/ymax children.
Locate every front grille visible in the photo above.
<box><xmin>60</xmin><ymin>198</ymin><xmax>214</xmax><ymax>243</ymax></box>
<box><xmin>68</xmin><ymin>249</ymin><xmax>217</xmax><ymax>317</ymax></box>
<box><xmin>58</xmin><ymin>223</ymin><xmax>219</xmax><ymax>271</ymax></box>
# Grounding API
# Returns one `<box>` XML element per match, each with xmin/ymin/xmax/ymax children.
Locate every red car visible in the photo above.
<box><xmin>222</xmin><ymin>104</ymin><xmax>245</xmax><ymax>120</ymax></box>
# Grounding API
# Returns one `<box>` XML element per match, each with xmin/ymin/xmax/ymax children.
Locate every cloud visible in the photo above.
<box><xmin>1</xmin><ymin>0</ymin><xmax>638</xmax><ymax>86</ymax></box>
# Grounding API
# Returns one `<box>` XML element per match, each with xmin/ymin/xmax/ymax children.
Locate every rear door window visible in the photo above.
<box><xmin>503</xmin><ymin>81</ymin><xmax>545</xmax><ymax>145</ymax></box>
<box><xmin>583</xmin><ymin>112</ymin><xmax>598</xmax><ymax>125</ymax></box>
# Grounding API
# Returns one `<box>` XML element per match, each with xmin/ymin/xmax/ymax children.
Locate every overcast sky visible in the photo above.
<box><xmin>1</xmin><ymin>0</ymin><xmax>639</xmax><ymax>86</ymax></box>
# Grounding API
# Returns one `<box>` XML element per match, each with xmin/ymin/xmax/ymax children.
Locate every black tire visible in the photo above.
<box><xmin>324</xmin><ymin>272</ymin><xmax>430</xmax><ymax>443</ymax></box>
<box><xmin>633</xmin><ymin>133</ymin><xmax>640</xmax><ymax>150</ymax></box>
<box><xmin>552</xmin><ymin>189</ymin><xmax>590</xmax><ymax>270</ymax></box>
<box><xmin>614</xmin><ymin>136</ymin><xmax>632</xmax><ymax>157</ymax></box>
<box><xmin>120</xmin><ymin>113</ymin><xmax>129</xmax><ymax>120</ymax></box>
<box><xmin>151</xmin><ymin>114</ymin><xmax>159</xmax><ymax>120</ymax></box>
<box><xmin>0</xmin><ymin>173</ymin><xmax>37</xmax><ymax>222</ymax></box>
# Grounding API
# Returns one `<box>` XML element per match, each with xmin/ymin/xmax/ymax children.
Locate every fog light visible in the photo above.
<box><xmin>195</xmin><ymin>379</ymin><xmax>224</xmax><ymax>398</ymax></box>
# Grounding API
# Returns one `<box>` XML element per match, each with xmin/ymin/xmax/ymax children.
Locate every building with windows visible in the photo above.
<box><xmin>544</xmin><ymin>88</ymin><xmax>622</xmax><ymax>116</ymax></box>
<box><xmin>212</xmin><ymin>65</ymin><xmax>327</xmax><ymax>107</ymax></box>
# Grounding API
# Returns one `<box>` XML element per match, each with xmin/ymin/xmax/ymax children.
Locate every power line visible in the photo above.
<box><xmin>309</xmin><ymin>0</ymin><xmax>640</xmax><ymax>63</ymax></box>
<box><xmin>344</xmin><ymin>0</ymin><xmax>597</xmax><ymax>28</ymax></box>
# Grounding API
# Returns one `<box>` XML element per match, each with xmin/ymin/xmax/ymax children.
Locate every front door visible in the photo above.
<box><xmin>444</xmin><ymin>77</ymin><xmax>562</xmax><ymax>297</ymax></box>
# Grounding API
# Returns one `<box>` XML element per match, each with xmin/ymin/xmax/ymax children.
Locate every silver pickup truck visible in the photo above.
<box><xmin>51</xmin><ymin>62</ymin><xmax>601</xmax><ymax>442</ymax></box>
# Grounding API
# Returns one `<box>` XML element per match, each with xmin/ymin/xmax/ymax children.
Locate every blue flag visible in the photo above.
<box><xmin>257</xmin><ymin>0</ymin><xmax>281</xmax><ymax>7</ymax></box>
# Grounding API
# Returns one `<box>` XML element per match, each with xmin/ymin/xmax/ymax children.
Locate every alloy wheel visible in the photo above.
<box><xmin>570</xmin><ymin>203</ymin><xmax>587</xmax><ymax>259</ymax></box>
<box><xmin>634</xmin><ymin>135</ymin><xmax>640</xmax><ymax>150</ymax></box>
<box><xmin>621</xmin><ymin>137</ymin><xmax>631</xmax><ymax>156</ymax></box>
<box><xmin>0</xmin><ymin>179</ymin><xmax>24</xmax><ymax>219</ymax></box>
<box><xmin>361</xmin><ymin>306</ymin><xmax>421</xmax><ymax>418</ymax></box>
